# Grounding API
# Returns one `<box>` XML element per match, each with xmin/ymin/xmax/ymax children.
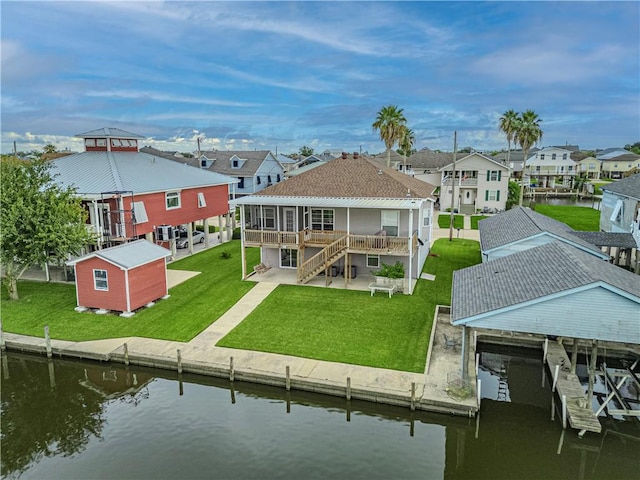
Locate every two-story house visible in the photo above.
<box><xmin>232</xmin><ymin>152</ymin><xmax>436</xmax><ymax>294</ymax></box>
<box><xmin>199</xmin><ymin>150</ymin><xmax>285</xmax><ymax>198</ymax></box>
<box><xmin>523</xmin><ymin>147</ymin><xmax>577</xmax><ymax>188</ymax></box>
<box><xmin>576</xmin><ymin>156</ymin><xmax>601</xmax><ymax>179</ymax></box>
<box><xmin>51</xmin><ymin>128</ymin><xmax>236</xmax><ymax>253</ymax></box>
<box><xmin>600</xmin><ymin>153</ymin><xmax>640</xmax><ymax>180</ymax></box>
<box><xmin>438</xmin><ymin>153</ymin><xmax>509</xmax><ymax>214</ymax></box>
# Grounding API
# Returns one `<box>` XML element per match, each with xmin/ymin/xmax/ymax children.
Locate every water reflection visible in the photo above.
<box><xmin>1</xmin><ymin>350</ymin><xmax>639</xmax><ymax>480</ymax></box>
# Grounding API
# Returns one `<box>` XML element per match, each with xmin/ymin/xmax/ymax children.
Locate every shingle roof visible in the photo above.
<box><xmin>600</xmin><ymin>153</ymin><xmax>640</xmax><ymax>163</ymax></box>
<box><xmin>478</xmin><ymin>207</ymin><xmax>605</xmax><ymax>256</ymax></box>
<box><xmin>452</xmin><ymin>241</ymin><xmax>640</xmax><ymax>321</ymax></box>
<box><xmin>75</xmin><ymin>128</ymin><xmax>145</xmax><ymax>139</ymax></box>
<box><xmin>199</xmin><ymin>150</ymin><xmax>272</xmax><ymax>176</ymax></box>
<box><xmin>67</xmin><ymin>239</ymin><xmax>171</xmax><ymax>269</ymax></box>
<box><xmin>438</xmin><ymin>152</ymin><xmax>508</xmax><ymax>171</ymax></box>
<box><xmin>570</xmin><ymin>231</ymin><xmax>638</xmax><ymax>248</ymax></box>
<box><xmin>253</xmin><ymin>153</ymin><xmax>436</xmax><ymax>199</ymax></box>
<box><xmin>601</xmin><ymin>174</ymin><xmax>640</xmax><ymax>199</ymax></box>
<box><xmin>406</xmin><ymin>149</ymin><xmax>458</xmax><ymax>170</ymax></box>
<box><xmin>51</xmin><ymin>150</ymin><xmax>236</xmax><ymax>196</ymax></box>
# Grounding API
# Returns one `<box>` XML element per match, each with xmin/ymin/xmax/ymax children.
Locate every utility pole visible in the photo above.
<box><xmin>197</xmin><ymin>137</ymin><xmax>202</xmax><ymax>167</ymax></box>
<box><xmin>449</xmin><ymin>131</ymin><xmax>457</xmax><ymax>241</ymax></box>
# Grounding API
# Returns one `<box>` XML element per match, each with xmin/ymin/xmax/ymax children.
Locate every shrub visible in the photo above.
<box><xmin>232</xmin><ymin>227</ymin><xmax>241</xmax><ymax>240</ymax></box>
<box><xmin>375</xmin><ymin>261</ymin><xmax>405</xmax><ymax>278</ymax></box>
<box><xmin>220</xmin><ymin>251</ymin><xmax>232</xmax><ymax>259</ymax></box>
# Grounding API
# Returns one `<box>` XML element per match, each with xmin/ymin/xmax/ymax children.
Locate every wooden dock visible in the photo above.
<box><xmin>545</xmin><ymin>341</ymin><xmax>602</xmax><ymax>435</ymax></box>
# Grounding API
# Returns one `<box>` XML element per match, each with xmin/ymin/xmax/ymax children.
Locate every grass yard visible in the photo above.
<box><xmin>470</xmin><ymin>215</ymin><xmax>489</xmax><ymax>230</ymax></box>
<box><xmin>438</xmin><ymin>213</ymin><xmax>464</xmax><ymax>229</ymax></box>
<box><xmin>218</xmin><ymin>238</ymin><xmax>481</xmax><ymax>373</ymax></box>
<box><xmin>2</xmin><ymin>242</ymin><xmax>259</xmax><ymax>342</ymax></box>
<box><xmin>533</xmin><ymin>204</ymin><xmax>600</xmax><ymax>231</ymax></box>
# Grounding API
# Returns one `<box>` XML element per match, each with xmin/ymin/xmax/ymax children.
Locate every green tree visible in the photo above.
<box><xmin>514</xmin><ymin>110</ymin><xmax>543</xmax><ymax>206</ymax></box>
<box><xmin>499</xmin><ymin>109</ymin><xmax>519</xmax><ymax>167</ymax></box>
<box><xmin>624</xmin><ymin>142</ymin><xmax>640</xmax><ymax>155</ymax></box>
<box><xmin>372</xmin><ymin>105</ymin><xmax>407</xmax><ymax>167</ymax></box>
<box><xmin>506</xmin><ymin>180</ymin><xmax>521</xmax><ymax>210</ymax></box>
<box><xmin>397</xmin><ymin>126</ymin><xmax>415</xmax><ymax>171</ymax></box>
<box><xmin>43</xmin><ymin>144</ymin><xmax>57</xmax><ymax>154</ymax></box>
<box><xmin>0</xmin><ymin>158</ymin><xmax>95</xmax><ymax>300</ymax></box>
<box><xmin>299</xmin><ymin>146</ymin><xmax>314</xmax><ymax>157</ymax></box>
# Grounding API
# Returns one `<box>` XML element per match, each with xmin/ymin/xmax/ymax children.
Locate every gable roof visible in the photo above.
<box><xmin>67</xmin><ymin>239</ymin><xmax>171</xmax><ymax>269</ymax></box>
<box><xmin>601</xmin><ymin>174</ymin><xmax>640</xmax><ymax>199</ymax></box>
<box><xmin>600</xmin><ymin>153</ymin><xmax>640</xmax><ymax>164</ymax></box>
<box><xmin>75</xmin><ymin>128</ymin><xmax>145</xmax><ymax>139</ymax></box>
<box><xmin>478</xmin><ymin>207</ymin><xmax>606</xmax><ymax>257</ymax></box>
<box><xmin>51</xmin><ymin>150</ymin><xmax>236</xmax><ymax>197</ymax></box>
<box><xmin>452</xmin><ymin>241</ymin><xmax>640</xmax><ymax>322</ymax></box>
<box><xmin>438</xmin><ymin>152</ymin><xmax>508</xmax><ymax>171</ymax></box>
<box><xmin>407</xmin><ymin>149</ymin><xmax>457</xmax><ymax>170</ymax></box>
<box><xmin>252</xmin><ymin>153</ymin><xmax>436</xmax><ymax>199</ymax></box>
<box><xmin>199</xmin><ymin>150</ymin><xmax>275</xmax><ymax>176</ymax></box>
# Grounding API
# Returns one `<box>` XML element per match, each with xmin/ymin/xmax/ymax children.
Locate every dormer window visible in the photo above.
<box><xmin>232</xmin><ymin>159</ymin><xmax>239</xmax><ymax>168</ymax></box>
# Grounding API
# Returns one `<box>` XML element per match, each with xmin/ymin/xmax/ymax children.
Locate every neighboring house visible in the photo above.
<box><xmin>276</xmin><ymin>153</ymin><xmax>298</xmax><ymax>172</ymax></box>
<box><xmin>372</xmin><ymin>148</ymin><xmax>455</xmax><ymax>187</ymax></box>
<box><xmin>600</xmin><ymin>175</ymin><xmax>640</xmax><ymax>244</ymax></box>
<box><xmin>66</xmin><ymin>239</ymin><xmax>171</xmax><ymax>317</ymax></box>
<box><xmin>231</xmin><ymin>153</ymin><xmax>437</xmax><ymax>294</ymax></box>
<box><xmin>478</xmin><ymin>207</ymin><xmax>609</xmax><ymax>262</ymax></box>
<box><xmin>198</xmin><ymin>150</ymin><xmax>285</xmax><ymax>198</ymax></box>
<box><xmin>452</xmin><ymin>241</ymin><xmax>640</xmax><ymax>344</ymax></box>
<box><xmin>493</xmin><ymin>148</ymin><xmax>540</xmax><ymax>179</ymax></box>
<box><xmin>600</xmin><ymin>153</ymin><xmax>640</xmax><ymax>180</ymax></box>
<box><xmin>52</xmin><ymin>128</ymin><xmax>236</xmax><ymax>252</ymax></box>
<box><xmin>576</xmin><ymin>156</ymin><xmax>601</xmax><ymax>179</ymax></box>
<box><xmin>523</xmin><ymin>147</ymin><xmax>577</xmax><ymax>188</ymax></box>
<box><xmin>438</xmin><ymin>153</ymin><xmax>510</xmax><ymax>214</ymax></box>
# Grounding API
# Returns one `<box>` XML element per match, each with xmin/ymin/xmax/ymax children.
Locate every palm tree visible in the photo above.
<box><xmin>372</xmin><ymin>105</ymin><xmax>406</xmax><ymax>167</ymax></box>
<box><xmin>514</xmin><ymin>110</ymin><xmax>543</xmax><ymax>206</ymax></box>
<box><xmin>398</xmin><ymin>126</ymin><xmax>415</xmax><ymax>172</ymax></box>
<box><xmin>499</xmin><ymin>109</ymin><xmax>518</xmax><ymax>166</ymax></box>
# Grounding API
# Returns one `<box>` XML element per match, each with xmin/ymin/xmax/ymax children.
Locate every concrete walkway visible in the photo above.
<box><xmin>3</xmin><ymin>278</ymin><xmax>478</xmax><ymax>415</ymax></box>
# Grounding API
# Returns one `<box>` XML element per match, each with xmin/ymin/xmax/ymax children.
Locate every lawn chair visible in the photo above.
<box><xmin>443</xmin><ymin>333</ymin><xmax>458</xmax><ymax>350</ymax></box>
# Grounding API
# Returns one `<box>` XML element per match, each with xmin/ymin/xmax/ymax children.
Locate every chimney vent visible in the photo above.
<box><xmin>353</xmin><ymin>152</ymin><xmax>359</xmax><ymax>159</ymax></box>
<box><xmin>341</xmin><ymin>152</ymin><xmax>348</xmax><ymax>159</ymax></box>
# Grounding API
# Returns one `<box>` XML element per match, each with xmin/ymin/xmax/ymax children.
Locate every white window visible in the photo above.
<box><xmin>85</xmin><ymin>139</ymin><xmax>96</xmax><ymax>147</ymax></box>
<box><xmin>589</xmin><ymin>164</ymin><xmax>595</xmax><ymax>170</ymax></box>
<box><xmin>423</xmin><ymin>210</ymin><xmax>430</xmax><ymax>227</ymax></box>
<box><xmin>93</xmin><ymin>269</ymin><xmax>108</xmax><ymax>291</ymax></box>
<box><xmin>263</xmin><ymin>207</ymin><xmax>276</xmax><ymax>229</ymax></box>
<box><xmin>563</xmin><ymin>153</ymin><xmax>568</xmax><ymax>160</ymax></box>
<box><xmin>96</xmin><ymin>139</ymin><xmax>106</xmax><ymax>147</ymax></box>
<box><xmin>166</xmin><ymin>191</ymin><xmax>181</xmax><ymax>210</ymax></box>
<box><xmin>381</xmin><ymin>210</ymin><xmax>399</xmax><ymax>236</ymax></box>
<box><xmin>128</xmin><ymin>140</ymin><xmax>137</xmax><ymax>147</ymax></box>
<box><xmin>311</xmin><ymin>209</ymin><xmax>334</xmax><ymax>231</ymax></box>
<box><xmin>366</xmin><ymin>254</ymin><xmax>380</xmax><ymax>268</ymax></box>
<box><xmin>552</xmin><ymin>153</ymin><xmax>557</xmax><ymax>160</ymax></box>
<box><xmin>610</xmin><ymin>200</ymin><xmax>623</xmax><ymax>223</ymax></box>
<box><xmin>111</xmin><ymin>139</ymin><xmax>121</xmax><ymax>147</ymax></box>
<box><xmin>132</xmin><ymin>201</ymin><xmax>148</xmax><ymax>224</ymax></box>
<box><xmin>280</xmin><ymin>248</ymin><xmax>298</xmax><ymax>268</ymax></box>
<box><xmin>540</xmin><ymin>154</ymin><xmax>545</xmax><ymax>160</ymax></box>
<box><xmin>197</xmin><ymin>192</ymin><xmax>206</xmax><ymax>208</ymax></box>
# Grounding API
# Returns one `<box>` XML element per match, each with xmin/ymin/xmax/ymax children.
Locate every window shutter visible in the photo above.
<box><xmin>486</xmin><ymin>171</ymin><xmax>490</xmax><ymax>181</ymax></box>
<box><xmin>496</xmin><ymin>190</ymin><xmax>500</xmax><ymax>201</ymax></box>
<box><xmin>498</xmin><ymin>171</ymin><xmax>502</xmax><ymax>181</ymax></box>
<box><xmin>485</xmin><ymin>190</ymin><xmax>489</xmax><ymax>201</ymax></box>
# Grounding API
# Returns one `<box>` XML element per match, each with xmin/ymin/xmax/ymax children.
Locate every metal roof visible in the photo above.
<box><xmin>452</xmin><ymin>241</ymin><xmax>640</xmax><ymax>322</ymax></box>
<box><xmin>231</xmin><ymin>195</ymin><xmax>429</xmax><ymax>210</ymax></box>
<box><xmin>51</xmin><ymin>151</ymin><xmax>237</xmax><ymax>196</ymax></box>
<box><xmin>75</xmin><ymin>127</ymin><xmax>145</xmax><ymax>139</ymax></box>
<box><xmin>67</xmin><ymin>240</ymin><xmax>171</xmax><ymax>269</ymax></box>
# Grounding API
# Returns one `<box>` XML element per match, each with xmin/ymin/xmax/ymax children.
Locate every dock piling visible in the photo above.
<box><xmin>410</xmin><ymin>382</ymin><xmax>416</xmax><ymax>411</ymax></box>
<box><xmin>229</xmin><ymin>356</ymin><xmax>234</xmax><ymax>382</ymax></box>
<box><xmin>562</xmin><ymin>394</ymin><xmax>567</xmax><ymax>429</ymax></box>
<box><xmin>346</xmin><ymin>377</ymin><xmax>351</xmax><ymax>401</ymax></box>
<box><xmin>285</xmin><ymin>366</ymin><xmax>290</xmax><ymax>391</ymax></box>
<box><xmin>123</xmin><ymin>342</ymin><xmax>129</xmax><ymax>366</ymax></box>
<box><xmin>177</xmin><ymin>349</ymin><xmax>183</xmax><ymax>374</ymax></box>
<box><xmin>44</xmin><ymin>325</ymin><xmax>52</xmax><ymax>359</ymax></box>
<box><xmin>477</xmin><ymin>379</ymin><xmax>482</xmax><ymax>407</ymax></box>
<box><xmin>552</xmin><ymin>364</ymin><xmax>560</xmax><ymax>392</ymax></box>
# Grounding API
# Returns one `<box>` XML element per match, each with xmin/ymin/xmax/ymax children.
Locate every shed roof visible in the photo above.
<box><xmin>67</xmin><ymin>240</ymin><xmax>171</xmax><ymax>270</ymax></box>
<box><xmin>478</xmin><ymin>207</ymin><xmax>606</xmax><ymax>257</ymax></box>
<box><xmin>452</xmin><ymin>241</ymin><xmax>640</xmax><ymax>322</ymax></box>
<box><xmin>51</xmin><ymin>150</ymin><xmax>236</xmax><ymax>197</ymax></box>
<box><xmin>249</xmin><ymin>153</ymin><xmax>436</xmax><ymax>200</ymax></box>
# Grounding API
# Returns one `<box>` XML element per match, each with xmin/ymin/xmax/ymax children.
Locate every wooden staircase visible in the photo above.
<box><xmin>297</xmin><ymin>235</ymin><xmax>347</xmax><ymax>284</ymax></box>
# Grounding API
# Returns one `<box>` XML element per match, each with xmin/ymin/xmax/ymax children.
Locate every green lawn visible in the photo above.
<box><xmin>470</xmin><ymin>215</ymin><xmax>489</xmax><ymax>230</ymax></box>
<box><xmin>218</xmin><ymin>239</ymin><xmax>481</xmax><ymax>372</ymax></box>
<box><xmin>533</xmin><ymin>204</ymin><xmax>600</xmax><ymax>231</ymax></box>
<box><xmin>438</xmin><ymin>213</ymin><xmax>464</xmax><ymax>229</ymax></box>
<box><xmin>2</xmin><ymin>242</ymin><xmax>260</xmax><ymax>342</ymax></box>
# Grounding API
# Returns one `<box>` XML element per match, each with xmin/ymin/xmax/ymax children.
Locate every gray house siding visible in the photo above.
<box><xmin>600</xmin><ymin>190</ymin><xmax>639</xmax><ymax>234</ymax></box>
<box><xmin>455</xmin><ymin>287</ymin><xmax>640</xmax><ymax>344</ymax></box>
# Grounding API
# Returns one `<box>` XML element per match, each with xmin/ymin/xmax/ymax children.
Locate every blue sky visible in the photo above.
<box><xmin>1</xmin><ymin>1</ymin><xmax>639</xmax><ymax>155</ymax></box>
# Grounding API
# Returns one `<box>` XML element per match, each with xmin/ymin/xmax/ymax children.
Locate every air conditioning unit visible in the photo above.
<box><xmin>156</xmin><ymin>225</ymin><xmax>174</xmax><ymax>241</ymax></box>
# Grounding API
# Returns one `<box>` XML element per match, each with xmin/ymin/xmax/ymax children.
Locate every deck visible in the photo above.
<box><xmin>545</xmin><ymin>341</ymin><xmax>602</xmax><ymax>434</ymax></box>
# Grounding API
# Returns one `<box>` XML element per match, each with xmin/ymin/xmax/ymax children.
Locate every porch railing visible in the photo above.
<box><xmin>243</xmin><ymin>230</ymin><xmax>299</xmax><ymax>245</ymax></box>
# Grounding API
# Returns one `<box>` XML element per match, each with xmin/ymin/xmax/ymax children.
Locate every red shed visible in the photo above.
<box><xmin>67</xmin><ymin>240</ymin><xmax>172</xmax><ymax>317</ymax></box>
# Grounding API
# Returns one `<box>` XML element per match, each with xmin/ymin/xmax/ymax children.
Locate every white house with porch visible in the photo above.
<box><xmin>232</xmin><ymin>153</ymin><xmax>436</xmax><ymax>294</ymax></box>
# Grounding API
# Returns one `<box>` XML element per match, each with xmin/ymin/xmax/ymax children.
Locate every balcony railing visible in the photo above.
<box><xmin>243</xmin><ymin>229</ymin><xmax>418</xmax><ymax>255</ymax></box>
<box><xmin>442</xmin><ymin>178</ymin><xmax>478</xmax><ymax>186</ymax></box>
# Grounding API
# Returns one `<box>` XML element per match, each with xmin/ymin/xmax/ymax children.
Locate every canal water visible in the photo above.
<box><xmin>1</xmin><ymin>348</ymin><xmax>638</xmax><ymax>480</ymax></box>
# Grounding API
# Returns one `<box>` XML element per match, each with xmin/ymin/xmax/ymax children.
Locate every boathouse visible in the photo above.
<box><xmin>67</xmin><ymin>240</ymin><xmax>171</xmax><ymax>317</ymax></box>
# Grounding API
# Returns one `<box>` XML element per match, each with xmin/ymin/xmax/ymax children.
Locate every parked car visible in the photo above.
<box><xmin>176</xmin><ymin>231</ymin><xmax>205</xmax><ymax>248</ymax></box>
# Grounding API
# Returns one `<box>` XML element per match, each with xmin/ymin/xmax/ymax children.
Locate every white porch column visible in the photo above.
<box><xmin>240</xmin><ymin>205</ymin><xmax>246</xmax><ymax>279</ymax></box>
<box><xmin>217</xmin><ymin>215</ymin><xmax>223</xmax><ymax>241</ymax></box>
<box><xmin>408</xmin><ymin>207</ymin><xmax>414</xmax><ymax>294</ymax></box>
<box><xmin>225</xmin><ymin>212</ymin><xmax>232</xmax><ymax>241</ymax></box>
<box><xmin>204</xmin><ymin>218</ymin><xmax>210</xmax><ymax>247</ymax></box>
<box><xmin>188</xmin><ymin>222</ymin><xmax>194</xmax><ymax>255</ymax></box>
